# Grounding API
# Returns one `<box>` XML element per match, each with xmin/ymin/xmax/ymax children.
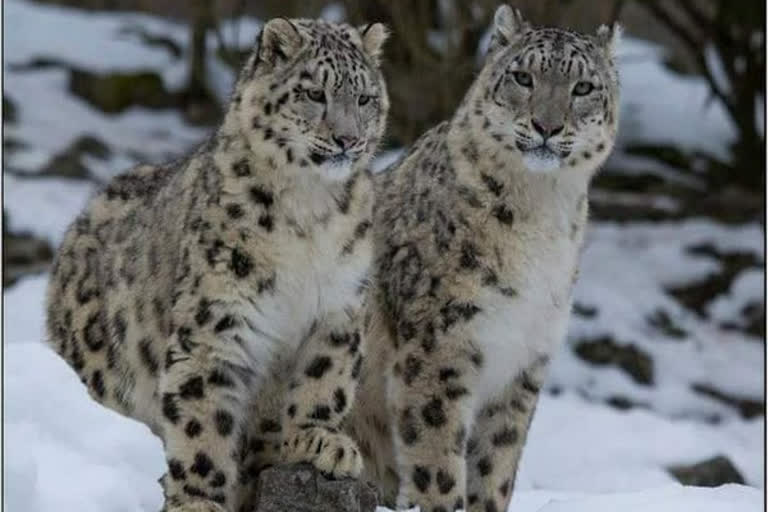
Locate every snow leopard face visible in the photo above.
<box><xmin>235</xmin><ymin>18</ymin><xmax>389</xmax><ymax>181</ymax></box>
<box><xmin>476</xmin><ymin>6</ymin><xmax>620</xmax><ymax>173</ymax></box>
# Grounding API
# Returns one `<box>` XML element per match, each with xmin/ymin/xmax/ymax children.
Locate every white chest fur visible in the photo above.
<box><xmin>270</xmin><ymin>225</ymin><xmax>370</xmax><ymax>338</ymax></box>
<box><xmin>469</xmin><ymin>211</ymin><xmax>580</xmax><ymax>411</ymax></box>
<box><xmin>228</xmin><ymin>217</ymin><xmax>371</xmax><ymax>378</ymax></box>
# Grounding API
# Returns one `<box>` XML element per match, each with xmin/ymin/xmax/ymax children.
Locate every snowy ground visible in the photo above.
<box><xmin>3</xmin><ymin>0</ymin><xmax>764</xmax><ymax>511</ymax></box>
<box><xmin>5</xmin><ymin>321</ymin><xmax>764</xmax><ymax>511</ymax></box>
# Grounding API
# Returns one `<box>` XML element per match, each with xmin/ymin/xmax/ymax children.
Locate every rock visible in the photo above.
<box><xmin>605</xmin><ymin>395</ymin><xmax>647</xmax><ymax>411</ymax></box>
<box><xmin>118</xmin><ymin>25</ymin><xmax>183</xmax><ymax>58</ymax></box>
<box><xmin>572</xmin><ymin>302</ymin><xmax>598</xmax><ymax>318</ymax></box>
<box><xmin>646</xmin><ymin>309</ymin><xmax>688</xmax><ymax>339</ymax></box>
<box><xmin>7</xmin><ymin>56</ymin><xmax>67</xmax><ymax>71</ymax></box>
<box><xmin>588</xmin><ymin>197</ymin><xmax>680</xmax><ymax>223</ymax></box>
<box><xmin>2</xmin><ymin>136</ymin><xmax>29</xmax><ymax>177</ymax></box>
<box><xmin>668</xmin><ymin>244</ymin><xmax>762</xmax><ymax>318</ymax></box>
<box><xmin>668</xmin><ymin>455</ymin><xmax>745</xmax><ymax>487</ymax></box>
<box><xmin>624</xmin><ymin>144</ymin><xmax>694</xmax><ymax>171</ymax></box>
<box><xmin>688</xmin><ymin>186</ymin><xmax>764</xmax><ymax>224</ymax></box>
<box><xmin>71</xmin><ymin>134</ymin><xmax>112</xmax><ymax>159</ymax></box>
<box><xmin>573</xmin><ymin>336</ymin><xmax>654</xmax><ymax>386</ymax></box>
<box><xmin>3</xmin><ymin>210</ymin><xmax>54</xmax><ymax>287</ymax></box>
<box><xmin>11</xmin><ymin>56</ymin><xmax>182</xmax><ymax>115</ymax></box>
<box><xmin>592</xmin><ymin>169</ymin><xmax>668</xmax><ymax>194</ymax></box>
<box><xmin>740</xmin><ymin>301</ymin><xmax>765</xmax><ymax>340</ymax></box>
<box><xmin>254</xmin><ymin>465</ymin><xmax>377</xmax><ymax>512</ymax></box>
<box><xmin>3</xmin><ymin>95</ymin><xmax>18</xmax><ymax>124</ymax></box>
<box><xmin>4</xmin><ymin>137</ymin><xmax>28</xmax><ymax>153</ymax></box>
<box><xmin>593</xmin><ymin>157</ymin><xmax>762</xmax><ymax>224</ymax></box>
<box><xmin>720</xmin><ymin>300</ymin><xmax>766</xmax><ymax>341</ymax></box>
<box><xmin>38</xmin><ymin>134</ymin><xmax>111</xmax><ymax>180</ymax></box>
<box><xmin>691</xmin><ymin>383</ymin><xmax>764</xmax><ymax>420</ymax></box>
<box><xmin>12</xmin><ymin>55</ymin><xmax>221</xmax><ymax>125</ymax></box>
<box><xmin>69</xmin><ymin>67</ymin><xmax>178</xmax><ymax>114</ymax></box>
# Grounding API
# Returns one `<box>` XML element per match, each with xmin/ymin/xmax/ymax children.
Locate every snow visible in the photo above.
<box><xmin>3</xmin><ymin>0</ymin><xmax>233</xmax><ymax>173</ymax></box>
<box><xmin>510</xmin><ymin>485</ymin><xmax>762</xmax><ymax>512</ymax></box>
<box><xmin>552</xmin><ymin>220</ymin><xmax>764</xmax><ymax>421</ymax></box>
<box><xmin>320</xmin><ymin>3</ymin><xmax>346</xmax><ymax>23</ymax></box>
<box><xmin>616</xmin><ymin>38</ymin><xmax>737</xmax><ymax>163</ymax></box>
<box><xmin>3</xmin><ymin>174</ymin><xmax>94</xmax><ymax>246</ymax></box>
<box><xmin>5</xmin><ymin>65</ymin><xmax>206</xmax><ymax>173</ymax></box>
<box><xmin>709</xmin><ymin>269</ymin><xmax>764</xmax><ymax>328</ymax></box>
<box><xmin>3</xmin><ymin>275</ymin><xmax>49</xmax><ymax>345</ymax></box>
<box><xmin>4</xmin><ymin>342</ymin><xmax>165</xmax><ymax>512</ymax></box>
<box><xmin>4</xmin><ymin>0</ymin><xmax>187</xmax><ymax>77</ymax></box>
<box><xmin>381</xmin><ymin>484</ymin><xmax>764</xmax><ymax>512</ymax></box>
<box><xmin>4</xmin><ymin>307</ymin><xmax>763</xmax><ymax>510</ymax></box>
<box><xmin>517</xmin><ymin>393</ymin><xmax>764</xmax><ymax>490</ymax></box>
<box><xmin>2</xmin><ymin>1</ymin><xmax>763</xmax><ymax>511</ymax></box>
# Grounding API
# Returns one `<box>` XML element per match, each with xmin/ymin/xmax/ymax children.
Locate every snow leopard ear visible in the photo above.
<box><xmin>491</xmin><ymin>4</ymin><xmax>529</xmax><ymax>48</ymax></box>
<box><xmin>358</xmin><ymin>23</ymin><xmax>389</xmax><ymax>65</ymax></box>
<box><xmin>596</xmin><ymin>22</ymin><xmax>622</xmax><ymax>59</ymax></box>
<box><xmin>258</xmin><ymin>17</ymin><xmax>304</xmax><ymax>66</ymax></box>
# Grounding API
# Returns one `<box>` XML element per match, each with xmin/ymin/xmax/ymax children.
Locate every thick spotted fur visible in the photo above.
<box><xmin>46</xmin><ymin>17</ymin><xmax>389</xmax><ymax>512</ymax></box>
<box><xmin>345</xmin><ymin>6</ymin><xmax>621</xmax><ymax>511</ymax></box>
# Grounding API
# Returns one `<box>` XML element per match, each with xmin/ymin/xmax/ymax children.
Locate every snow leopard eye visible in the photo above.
<box><xmin>358</xmin><ymin>94</ymin><xmax>374</xmax><ymax>106</ymax></box>
<box><xmin>306</xmin><ymin>89</ymin><xmax>326</xmax><ymax>103</ymax></box>
<box><xmin>513</xmin><ymin>71</ymin><xmax>533</xmax><ymax>88</ymax></box>
<box><xmin>572</xmin><ymin>81</ymin><xmax>594</xmax><ymax>96</ymax></box>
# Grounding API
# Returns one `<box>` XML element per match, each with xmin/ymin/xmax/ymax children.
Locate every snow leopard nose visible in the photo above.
<box><xmin>333</xmin><ymin>134</ymin><xmax>359</xmax><ymax>152</ymax></box>
<box><xmin>531</xmin><ymin>119</ymin><xmax>564</xmax><ymax>139</ymax></box>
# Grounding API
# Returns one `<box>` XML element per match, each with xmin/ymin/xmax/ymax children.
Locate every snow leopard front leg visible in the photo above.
<box><xmin>159</xmin><ymin>297</ymin><xmax>270</xmax><ymax>512</ymax></box>
<box><xmin>280</xmin><ymin>306</ymin><xmax>366</xmax><ymax>478</ymax></box>
<box><xmin>388</xmin><ymin>309</ymin><xmax>483</xmax><ymax>512</ymax></box>
<box><xmin>465</xmin><ymin>357</ymin><xmax>549</xmax><ymax>512</ymax></box>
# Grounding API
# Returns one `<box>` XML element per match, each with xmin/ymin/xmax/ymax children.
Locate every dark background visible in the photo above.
<box><xmin>12</xmin><ymin>0</ymin><xmax>764</xmax><ymax>182</ymax></box>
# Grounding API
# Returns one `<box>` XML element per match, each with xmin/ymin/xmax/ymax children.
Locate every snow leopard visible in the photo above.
<box><xmin>344</xmin><ymin>6</ymin><xmax>621</xmax><ymax>512</ymax></box>
<box><xmin>45</xmin><ymin>17</ymin><xmax>389</xmax><ymax>512</ymax></box>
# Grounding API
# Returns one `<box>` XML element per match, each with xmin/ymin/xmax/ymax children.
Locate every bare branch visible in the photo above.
<box><xmin>643</xmin><ymin>1</ymin><xmax>701</xmax><ymax>53</ymax></box>
<box><xmin>611</xmin><ymin>0</ymin><xmax>628</xmax><ymax>24</ymax></box>
<box><xmin>679</xmin><ymin>0</ymin><xmax>714</xmax><ymax>34</ymax></box>
<box><xmin>642</xmin><ymin>1</ymin><xmax>736</xmax><ymax>118</ymax></box>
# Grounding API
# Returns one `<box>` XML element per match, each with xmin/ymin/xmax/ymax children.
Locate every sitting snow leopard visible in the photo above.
<box><xmin>45</xmin><ymin>17</ymin><xmax>389</xmax><ymax>512</ymax></box>
<box><xmin>344</xmin><ymin>6</ymin><xmax>621</xmax><ymax>512</ymax></box>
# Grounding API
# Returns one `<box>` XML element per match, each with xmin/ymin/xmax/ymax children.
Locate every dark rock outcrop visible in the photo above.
<box><xmin>668</xmin><ymin>455</ymin><xmax>746</xmax><ymax>487</ymax></box>
<box><xmin>253</xmin><ymin>465</ymin><xmax>377</xmax><ymax>512</ymax></box>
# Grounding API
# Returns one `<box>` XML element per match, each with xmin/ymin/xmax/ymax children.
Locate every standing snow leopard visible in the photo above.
<box><xmin>45</xmin><ymin>17</ymin><xmax>389</xmax><ymax>512</ymax></box>
<box><xmin>345</xmin><ymin>6</ymin><xmax>621</xmax><ymax>512</ymax></box>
